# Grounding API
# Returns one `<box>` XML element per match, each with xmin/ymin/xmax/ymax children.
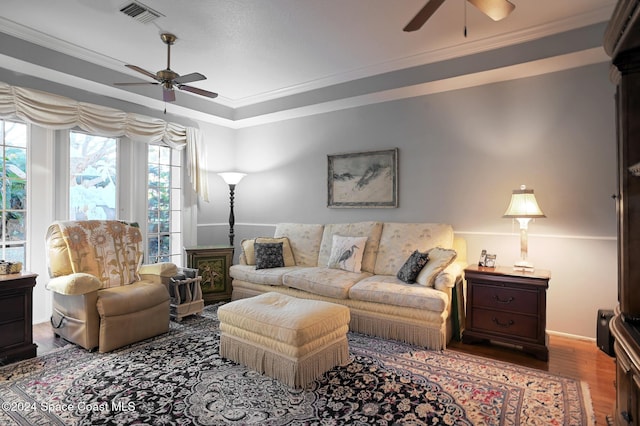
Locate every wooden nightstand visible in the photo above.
<box><xmin>462</xmin><ymin>265</ymin><xmax>550</xmax><ymax>361</ymax></box>
<box><xmin>185</xmin><ymin>246</ymin><xmax>234</xmax><ymax>304</ymax></box>
<box><xmin>0</xmin><ymin>272</ymin><xmax>38</xmax><ymax>365</ymax></box>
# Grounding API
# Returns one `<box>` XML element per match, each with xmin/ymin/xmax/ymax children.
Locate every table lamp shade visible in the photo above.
<box><xmin>503</xmin><ymin>185</ymin><xmax>545</xmax><ymax>219</ymax></box>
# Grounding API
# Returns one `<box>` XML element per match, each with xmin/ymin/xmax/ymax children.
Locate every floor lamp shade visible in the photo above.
<box><xmin>503</xmin><ymin>185</ymin><xmax>545</xmax><ymax>271</ymax></box>
<box><xmin>218</xmin><ymin>172</ymin><xmax>246</xmax><ymax>246</ymax></box>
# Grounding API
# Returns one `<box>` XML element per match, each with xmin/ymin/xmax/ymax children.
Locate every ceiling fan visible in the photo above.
<box><xmin>404</xmin><ymin>0</ymin><xmax>515</xmax><ymax>32</ymax></box>
<box><xmin>115</xmin><ymin>32</ymin><xmax>218</xmax><ymax>102</ymax></box>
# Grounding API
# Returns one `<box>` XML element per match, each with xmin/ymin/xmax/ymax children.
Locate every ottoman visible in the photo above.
<box><xmin>218</xmin><ymin>292</ymin><xmax>350</xmax><ymax>388</ymax></box>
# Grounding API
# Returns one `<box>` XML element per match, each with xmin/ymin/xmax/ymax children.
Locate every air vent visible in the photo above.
<box><xmin>119</xmin><ymin>1</ymin><xmax>164</xmax><ymax>24</ymax></box>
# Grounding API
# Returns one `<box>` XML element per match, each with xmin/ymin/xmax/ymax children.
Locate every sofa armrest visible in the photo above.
<box><xmin>433</xmin><ymin>261</ymin><xmax>466</xmax><ymax>291</ymax></box>
<box><xmin>45</xmin><ymin>273</ymin><xmax>102</xmax><ymax>295</ymax></box>
<box><xmin>138</xmin><ymin>262</ymin><xmax>178</xmax><ymax>284</ymax></box>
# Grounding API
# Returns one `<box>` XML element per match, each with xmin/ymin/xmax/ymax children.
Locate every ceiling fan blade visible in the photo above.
<box><xmin>467</xmin><ymin>0</ymin><xmax>515</xmax><ymax>21</ymax></box>
<box><xmin>163</xmin><ymin>87</ymin><xmax>176</xmax><ymax>102</ymax></box>
<box><xmin>114</xmin><ymin>82</ymin><xmax>159</xmax><ymax>86</ymax></box>
<box><xmin>125</xmin><ymin>64</ymin><xmax>159</xmax><ymax>81</ymax></box>
<box><xmin>174</xmin><ymin>72</ymin><xmax>207</xmax><ymax>85</ymax></box>
<box><xmin>178</xmin><ymin>85</ymin><xmax>218</xmax><ymax>99</ymax></box>
<box><xmin>403</xmin><ymin>0</ymin><xmax>447</xmax><ymax>32</ymax></box>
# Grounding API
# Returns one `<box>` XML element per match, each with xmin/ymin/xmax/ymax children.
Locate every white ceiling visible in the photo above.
<box><xmin>0</xmin><ymin>0</ymin><xmax>617</xmax><ymax>126</ymax></box>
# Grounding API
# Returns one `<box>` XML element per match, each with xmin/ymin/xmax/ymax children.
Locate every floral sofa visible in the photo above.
<box><xmin>230</xmin><ymin>222</ymin><xmax>467</xmax><ymax>350</ymax></box>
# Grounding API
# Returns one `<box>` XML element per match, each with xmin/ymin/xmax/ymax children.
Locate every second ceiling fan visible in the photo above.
<box><xmin>404</xmin><ymin>0</ymin><xmax>515</xmax><ymax>32</ymax></box>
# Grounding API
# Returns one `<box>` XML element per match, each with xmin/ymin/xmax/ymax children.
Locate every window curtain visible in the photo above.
<box><xmin>0</xmin><ymin>81</ymin><xmax>209</xmax><ymax>201</ymax></box>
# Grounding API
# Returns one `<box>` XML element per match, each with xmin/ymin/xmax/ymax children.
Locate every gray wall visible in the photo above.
<box><xmin>197</xmin><ymin>62</ymin><xmax>618</xmax><ymax>339</ymax></box>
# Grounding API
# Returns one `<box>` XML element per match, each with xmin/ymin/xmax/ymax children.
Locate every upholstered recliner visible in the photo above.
<box><xmin>45</xmin><ymin>220</ymin><xmax>177</xmax><ymax>353</ymax></box>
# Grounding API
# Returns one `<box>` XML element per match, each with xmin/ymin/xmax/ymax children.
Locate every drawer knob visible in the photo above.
<box><xmin>493</xmin><ymin>295</ymin><xmax>515</xmax><ymax>304</ymax></box>
<box><xmin>492</xmin><ymin>317</ymin><xmax>514</xmax><ymax>328</ymax></box>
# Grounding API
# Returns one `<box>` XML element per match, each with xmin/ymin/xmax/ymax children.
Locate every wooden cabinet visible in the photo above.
<box><xmin>0</xmin><ymin>272</ymin><xmax>37</xmax><ymax>365</ymax></box>
<box><xmin>611</xmin><ymin>313</ymin><xmax>640</xmax><ymax>425</ymax></box>
<box><xmin>462</xmin><ymin>265</ymin><xmax>550</xmax><ymax>361</ymax></box>
<box><xmin>606</xmin><ymin>1</ymin><xmax>640</xmax><ymax>424</ymax></box>
<box><xmin>185</xmin><ymin>246</ymin><xmax>234</xmax><ymax>304</ymax></box>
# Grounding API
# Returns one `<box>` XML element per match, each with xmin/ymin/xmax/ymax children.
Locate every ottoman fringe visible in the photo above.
<box><xmin>220</xmin><ymin>334</ymin><xmax>350</xmax><ymax>388</ymax></box>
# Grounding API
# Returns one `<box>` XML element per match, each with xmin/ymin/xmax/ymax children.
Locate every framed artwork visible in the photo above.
<box><xmin>327</xmin><ymin>148</ymin><xmax>398</xmax><ymax>208</ymax></box>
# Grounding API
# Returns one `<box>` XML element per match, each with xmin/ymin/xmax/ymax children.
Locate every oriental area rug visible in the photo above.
<box><xmin>0</xmin><ymin>305</ymin><xmax>594</xmax><ymax>425</ymax></box>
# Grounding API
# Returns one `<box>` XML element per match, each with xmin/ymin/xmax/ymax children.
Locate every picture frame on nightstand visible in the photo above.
<box><xmin>184</xmin><ymin>245</ymin><xmax>234</xmax><ymax>303</ymax></box>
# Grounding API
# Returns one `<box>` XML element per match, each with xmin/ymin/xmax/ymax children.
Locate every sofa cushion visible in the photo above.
<box><xmin>396</xmin><ymin>250</ymin><xmax>429</xmax><ymax>284</ymax></box>
<box><xmin>349</xmin><ymin>275</ymin><xmax>448</xmax><ymax>312</ymax></box>
<box><xmin>255</xmin><ymin>242</ymin><xmax>285</xmax><ymax>269</ymax></box>
<box><xmin>242</xmin><ymin>237</ymin><xmax>295</xmax><ymax>267</ymax></box>
<box><xmin>230</xmin><ymin>264</ymin><xmax>303</xmax><ymax>286</ymax></box>
<box><xmin>327</xmin><ymin>235</ymin><xmax>368</xmax><ymax>273</ymax></box>
<box><xmin>283</xmin><ymin>267</ymin><xmax>372</xmax><ymax>299</ymax></box>
<box><xmin>274</xmin><ymin>223</ymin><xmax>324</xmax><ymax>267</ymax></box>
<box><xmin>374</xmin><ymin>223</ymin><xmax>454</xmax><ymax>276</ymax></box>
<box><xmin>318</xmin><ymin>222</ymin><xmax>383</xmax><ymax>273</ymax></box>
<box><xmin>416</xmin><ymin>247</ymin><xmax>458</xmax><ymax>287</ymax></box>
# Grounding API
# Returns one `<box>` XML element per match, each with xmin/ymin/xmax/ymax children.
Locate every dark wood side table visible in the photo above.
<box><xmin>462</xmin><ymin>265</ymin><xmax>550</xmax><ymax>361</ymax></box>
<box><xmin>185</xmin><ymin>246</ymin><xmax>234</xmax><ymax>304</ymax></box>
<box><xmin>0</xmin><ymin>271</ymin><xmax>38</xmax><ymax>365</ymax></box>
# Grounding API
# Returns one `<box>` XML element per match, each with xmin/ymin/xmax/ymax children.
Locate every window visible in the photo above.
<box><xmin>69</xmin><ymin>131</ymin><xmax>117</xmax><ymax>220</ymax></box>
<box><xmin>0</xmin><ymin>120</ymin><xmax>27</xmax><ymax>264</ymax></box>
<box><xmin>147</xmin><ymin>144</ymin><xmax>182</xmax><ymax>264</ymax></box>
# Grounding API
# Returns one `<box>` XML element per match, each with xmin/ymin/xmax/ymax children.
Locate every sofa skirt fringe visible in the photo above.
<box><xmin>219</xmin><ymin>333</ymin><xmax>350</xmax><ymax>389</ymax></box>
<box><xmin>349</xmin><ymin>312</ymin><xmax>446</xmax><ymax>350</ymax></box>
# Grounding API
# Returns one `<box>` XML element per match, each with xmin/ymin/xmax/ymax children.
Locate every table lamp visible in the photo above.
<box><xmin>503</xmin><ymin>184</ymin><xmax>545</xmax><ymax>272</ymax></box>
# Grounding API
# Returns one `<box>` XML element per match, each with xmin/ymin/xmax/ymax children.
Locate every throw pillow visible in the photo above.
<box><xmin>256</xmin><ymin>237</ymin><xmax>295</xmax><ymax>266</ymax></box>
<box><xmin>396</xmin><ymin>250</ymin><xmax>430</xmax><ymax>284</ymax></box>
<box><xmin>416</xmin><ymin>247</ymin><xmax>457</xmax><ymax>287</ymax></box>
<box><xmin>254</xmin><ymin>242</ymin><xmax>285</xmax><ymax>269</ymax></box>
<box><xmin>242</xmin><ymin>237</ymin><xmax>295</xmax><ymax>266</ymax></box>
<box><xmin>241</xmin><ymin>238</ymin><xmax>257</xmax><ymax>264</ymax></box>
<box><xmin>327</xmin><ymin>235</ymin><xmax>367</xmax><ymax>273</ymax></box>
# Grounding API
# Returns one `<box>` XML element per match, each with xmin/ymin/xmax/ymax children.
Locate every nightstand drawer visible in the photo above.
<box><xmin>471</xmin><ymin>308</ymin><xmax>538</xmax><ymax>340</ymax></box>
<box><xmin>473</xmin><ymin>283</ymin><xmax>538</xmax><ymax>314</ymax></box>
<box><xmin>0</xmin><ymin>294</ymin><xmax>25</xmax><ymax>322</ymax></box>
<box><xmin>0</xmin><ymin>321</ymin><xmax>24</xmax><ymax>347</ymax></box>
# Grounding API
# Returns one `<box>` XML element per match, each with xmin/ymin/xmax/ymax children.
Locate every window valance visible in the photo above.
<box><xmin>0</xmin><ymin>81</ymin><xmax>209</xmax><ymax>201</ymax></box>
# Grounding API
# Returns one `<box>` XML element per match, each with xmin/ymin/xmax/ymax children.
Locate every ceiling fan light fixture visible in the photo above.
<box><xmin>163</xmin><ymin>87</ymin><xmax>176</xmax><ymax>102</ymax></box>
<box><xmin>466</xmin><ymin>0</ymin><xmax>515</xmax><ymax>21</ymax></box>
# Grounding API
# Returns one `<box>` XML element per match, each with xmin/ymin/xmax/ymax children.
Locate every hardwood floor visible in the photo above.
<box><xmin>32</xmin><ymin>322</ymin><xmax>616</xmax><ymax>424</ymax></box>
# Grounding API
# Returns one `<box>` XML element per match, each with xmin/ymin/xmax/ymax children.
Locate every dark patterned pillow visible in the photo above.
<box><xmin>254</xmin><ymin>242</ymin><xmax>285</xmax><ymax>269</ymax></box>
<box><xmin>397</xmin><ymin>250</ymin><xmax>430</xmax><ymax>284</ymax></box>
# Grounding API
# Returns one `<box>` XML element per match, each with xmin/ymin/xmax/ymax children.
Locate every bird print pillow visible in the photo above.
<box><xmin>327</xmin><ymin>234</ymin><xmax>368</xmax><ymax>273</ymax></box>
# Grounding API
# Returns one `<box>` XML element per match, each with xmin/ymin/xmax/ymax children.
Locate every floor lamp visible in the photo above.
<box><xmin>218</xmin><ymin>172</ymin><xmax>246</xmax><ymax>246</ymax></box>
<box><xmin>503</xmin><ymin>184</ymin><xmax>545</xmax><ymax>272</ymax></box>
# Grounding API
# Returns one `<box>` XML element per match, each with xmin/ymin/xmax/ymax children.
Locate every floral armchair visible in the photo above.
<box><xmin>45</xmin><ymin>220</ymin><xmax>177</xmax><ymax>352</ymax></box>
